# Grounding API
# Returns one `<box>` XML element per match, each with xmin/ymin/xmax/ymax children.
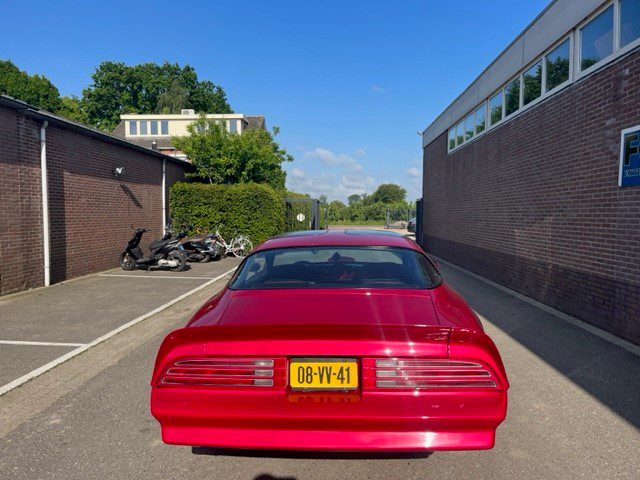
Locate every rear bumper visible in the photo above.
<box><xmin>151</xmin><ymin>388</ymin><xmax>507</xmax><ymax>451</ymax></box>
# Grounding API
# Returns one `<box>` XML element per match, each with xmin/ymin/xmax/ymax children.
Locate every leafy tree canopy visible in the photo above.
<box><xmin>173</xmin><ymin>117</ymin><xmax>292</xmax><ymax>190</ymax></box>
<box><xmin>82</xmin><ymin>61</ymin><xmax>232</xmax><ymax>131</ymax></box>
<box><xmin>347</xmin><ymin>194</ymin><xmax>362</xmax><ymax>205</ymax></box>
<box><xmin>0</xmin><ymin>60</ymin><xmax>61</xmax><ymax>112</ymax></box>
<box><xmin>58</xmin><ymin>95</ymin><xmax>89</xmax><ymax>124</ymax></box>
<box><xmin>369</xmin><ymin>183</ymin><xmax>406</xmax><ymax>204</ymax></box>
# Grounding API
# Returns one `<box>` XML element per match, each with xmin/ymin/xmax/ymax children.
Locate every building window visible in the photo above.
<box><xmin>505</xmin><ymin>77</ymin><xmax>520</xmax><ymax>116</ymax></box>
<box><xmin>523</xmin><ymin>61</ymin><xmax>542</xmax><ymax>105</ymax></box>
<box><xmin>455</xmin><ymin>120</ymin><xmax>464</xmax><ymax>146</ymax></box>
<box><xmin>160</xmin><ymin>120</ymin><xmax>169</xmax><ymax>135</ymax></box>
<box><xmin>620</xmin><ymin>0</ymin><xmax>640</xmax><ymax>48</ymax></box>
<box><xmin>150</xmin><ymin>120</ymin><xmax>158</xmax><ymax>135</ymax></box>
<box><xmin>545</xmin><ymin>39</ymin><xmax>570</xmax><ymax>91</ymax></box>
<box><xmin>448</xmin><ymin>128</ymin><xmax>456</xmax><ymax>150</ymax></box>
<box><xmin>580</xmin><ymin>5</ymin><xmax>614</xmax><ymax>71</ymax></box>
<box><xmin>489</xmin><ymin>90</ymin><xmax>504</xmax><ymax>126</ymax></box>
<box><xmin>475</xmin><ymin>104</ymin><xmax>486</xmax><ymax>134</ymax></box>
<box><xmin>129</xmin><ymin>121</ymin><xmax>137</xmax><ymax>135</ymax></box>
<box><xmin>229</xmin><ymin>120</ymin><xmax>238</xmax><ymax>134</ymax></box>
<box><xmin>464</xmin><ymin>113</ymin><xmax>475</xmax><ymax>140</ymax></box>
<box><xmin>139</xmin><ymin>121</ymin><xmax>148</xmax><ymax>135</ymax></box>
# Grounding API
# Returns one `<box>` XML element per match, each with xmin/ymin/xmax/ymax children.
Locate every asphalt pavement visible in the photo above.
<box><xmin>0</xmin><ymin>261</ymin><xmax>638</xmax><ymax>479</ymax></box>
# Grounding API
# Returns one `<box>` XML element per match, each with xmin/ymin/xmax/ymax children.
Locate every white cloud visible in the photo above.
<box><xmin>371</xmin><ymin>84</ymin><xmax>385</xmax><ymax>93</ymax></box>
<box><xmin>354</xmin><ymin>148</ymin><xmax>366</xmax><ymax>157</ymax></box>
<box><xmin>405</xmin><ymin>167</ymin><xmax>421</xmax><ymax>178</ymax></box>
<box><xmin>287</xmin><ymin>147</ymin><xmax>377</xmax><ymax>202</ymax></box>
<box><xmin>303</xmin><ymin>147</ymin><xmax>363</xmax><ymax>172</ymax></box>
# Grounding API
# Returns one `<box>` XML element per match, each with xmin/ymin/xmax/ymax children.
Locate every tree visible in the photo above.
<box><xmin>347</xmin><ymin>194</ymin><xmax>362</xmax><ymax>205</ymax></box>
<box><xmin>82</xmin><ymin>61</ymin><xmax>232</xmax><ymax>131</ymax></box>
<box><xmin>156</xmin><ymin>80</ymin><xmax>188</xmax><ymax>113</ymax></box>
<box><xmin>0</xmin><ymin>60</ymin><xmax>61</xmax><ymax>112</ymax></box>
<box><xmin>173</xmin><ymin>117</ymin><xmax>292</xmax><ymax>190</ymax></box>
<box><xmin>369</xmin><ymin>183</ymin><xmax>406</xmax><ymax>204</ymax></box>
<box><xmin>57</xmin><ymin>95</ymin><xmax>88</xmax><ymax>124</ymax></box>
<box><xmin>318</xmin><ymin>195</ymin><xmax>328</xmax><ymax>205</ymax></box>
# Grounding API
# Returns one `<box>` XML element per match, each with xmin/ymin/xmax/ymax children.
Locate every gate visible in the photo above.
<box><xmin>384</xmin><ymin>206</ymin><xmax>413</xmax><ymax>229</ymax></box>
<box><xmin>284</xmin><ymin>198</ymin><xmax>321</xmax><ymax>231</ymax></box>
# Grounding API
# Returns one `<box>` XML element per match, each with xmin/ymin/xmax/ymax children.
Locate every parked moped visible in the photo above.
<box><xmin>175</xmin><ymin>225</ymin><xmax>222</xmax><ymax>263</ymax></box>
<box><xmin>119</xmin><ymin>227</ymin><xmax>187</xmax><ymax>271</ymax></box>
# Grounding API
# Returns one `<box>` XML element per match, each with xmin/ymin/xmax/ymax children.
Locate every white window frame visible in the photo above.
<box><xmin>544</xmin><ymin>35</ymin><xmax>574</xmax><ymax>97</ymax></box>
<box><xmin>522</xmin><ymin>59</ymin><xmax>543</xmax><ymax>107</ymax></box>
<box><xmin>504</xmin><ymin>75</ymin><xmax>522</xmax><ymax>119</ymax></box>
<box><xmin>464</xmin><ymin>112</ymin><xmax>475</xmax><ymax>141</ymax></box>
<box><xmin>488</xmin><ymin>89</ymin><xmax>505</xmax><ymax>130</ymax></box>
<box><xmin>618</xmin><ymin>0</ymin><xmax>640</xmax><ymax>53</ymax></box>
<box><xmin>128</xmin><ymin>120</ymin><xmax>137</xmax><ymax>136</ymax></box>
<box><xmin>455</xmin><ymin>120</ymin><xmax>465</xmax><ymax>147</ymax></box>
<box><xmin>160</xmin><ymin>120</ymin><xmax>169</xmax><ymax>136</ymax></box>
<box><xmin>475</xmin><ymin>102</ymin><xmax>488</xmax><ymax>136</ymax></box>
<box><xmin>447</xmin><ymin>127</ymin><xmax>456</xmax><ymax>153</ymax></box>
<box><xmin>576</xmin><ymin>2</ymin><xmax>616</xmax><ymax>79</ymax></box>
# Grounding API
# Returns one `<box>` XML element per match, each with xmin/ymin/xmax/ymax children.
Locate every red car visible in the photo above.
<box><xmin>150</xmin><ymin>230</ymin><xmax>509</xmax><ymax>451</ymax></box>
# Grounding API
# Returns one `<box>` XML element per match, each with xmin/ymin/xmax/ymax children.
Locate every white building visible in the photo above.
<box><xmin>113</xmin><ymin>109</ymin><xmax>266</xmax><ymax>160</ymax></box>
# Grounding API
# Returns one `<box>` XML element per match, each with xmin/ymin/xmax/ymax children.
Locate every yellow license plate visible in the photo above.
<box><xmin>289</xmin><ymin>359</ymin><xmax>359</xmax><ymax>390</ymax></box>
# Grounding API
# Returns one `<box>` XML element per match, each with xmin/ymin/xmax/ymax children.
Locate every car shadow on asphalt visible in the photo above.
<box><xmin>441</xmin><ymin>265</ymin><xmax>640</xmax><ymax>430</ymax></box>
<box><xmin>192</xmin><ymin>446</ymin><xmax>432</xmax><ymax>460</ymax></box>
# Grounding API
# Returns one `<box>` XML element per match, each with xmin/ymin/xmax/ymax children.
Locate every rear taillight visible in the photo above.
<box><xmin>160</xmin><ymin>358</ymin><xmax>284</xmax><ymax>387</ymax></box>
<box><xmin>365</xmin><ymin>358</ymin><xmax>498</xmax><ymax>389</ymax></box>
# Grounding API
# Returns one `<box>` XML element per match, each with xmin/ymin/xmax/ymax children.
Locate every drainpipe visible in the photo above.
<box><xmin>40</xmin><ymin>121</ymin><xmax>50</xmax><ymax>287</ymax></box>
<box><xmin>161</xmin><ymin>159</ymin><xmax>166</xmax><ymax>233</ymax></box>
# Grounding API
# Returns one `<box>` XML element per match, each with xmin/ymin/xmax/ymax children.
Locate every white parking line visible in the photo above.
<box><xmin>0</xmin><ymin>266</ymin><xmax>237</xmax><ymax>397</ymax></box>
<box><xmin>98</xmin><ymin>274</ymin><xmax>216</xmax><ymax>280</ymax></box>
<box><xmin>0</xmin><ymin>340</ymin><xmax>87</xmax><ymax>347</ymax></box>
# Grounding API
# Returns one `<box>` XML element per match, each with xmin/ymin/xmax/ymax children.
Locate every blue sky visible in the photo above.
<box><xmin>0</xmin><ymin>0</ymin><xmax>549</xmax><ymax>201</ymax></box>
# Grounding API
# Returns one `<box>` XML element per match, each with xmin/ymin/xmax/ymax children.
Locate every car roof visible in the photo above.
<box><xmin>254</xmin><ymin>229</ymin><xmax>422</xmax><ymax>252</ymax></box>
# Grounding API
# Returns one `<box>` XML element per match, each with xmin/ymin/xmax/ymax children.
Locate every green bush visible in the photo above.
<box><xmin>169</xmin><ymin>182</ymin><xmax>286</xmax><ymax>244</ymax></box>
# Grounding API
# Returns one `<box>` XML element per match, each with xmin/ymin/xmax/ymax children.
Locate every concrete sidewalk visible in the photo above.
<box><xmin>0</xmin><ymin>257</ymin><xmax>240</xmax><ymax>391</ymax></box>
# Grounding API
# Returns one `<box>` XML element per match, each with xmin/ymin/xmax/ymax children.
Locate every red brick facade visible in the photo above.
<box><xmin>422</xmin><ymin>49</ymin><xmax>640</xmax><ymax>345</ymax></box>
<box><xmin>0</xmin><ymin>102</ymin><xmax>189</xmax><ymax>295</ymax></box>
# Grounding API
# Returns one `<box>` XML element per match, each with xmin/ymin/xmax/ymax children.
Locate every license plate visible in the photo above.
<box><xmin>289</xmin><ymin>358</ymin><xmax>358</xmax><ymax>390</ymax></box>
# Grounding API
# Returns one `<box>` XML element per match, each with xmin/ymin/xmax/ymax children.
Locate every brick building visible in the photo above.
<box><xmin>0</xmin><ymin>95</ymin><xmax>191</xmax><ymax>295</ymax></box>
<box><xmin>420</xmin><ymin>0</ymin><xmax>640</xmax><ymax>344</ymax></box>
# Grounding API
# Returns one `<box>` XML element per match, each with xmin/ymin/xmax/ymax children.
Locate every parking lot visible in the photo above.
<box><xmin>0</xmin><ymin>257</ymin><xmax>241</xmax><ymax>394</ymax></box>
<box><xmin>1</xmin><ymin>254</ymin><xmax>638</xmax><ymax>479</ymax></box>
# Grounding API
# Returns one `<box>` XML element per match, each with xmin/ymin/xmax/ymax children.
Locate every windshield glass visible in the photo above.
<box><xmin>230</xmin><ymin>246</ymin><xmax>441</xmax><ymax>290</ymax></box>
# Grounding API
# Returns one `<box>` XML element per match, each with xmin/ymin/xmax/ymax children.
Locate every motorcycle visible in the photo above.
<box><xmin>119</xmin><ymin>227</ymin><xmax>187</xmax><ymax>271</ymax></box>
<box><xmin>175</xmin><ymin>226</ymin><xmax>222</xmax><ymax>263</ymax></box>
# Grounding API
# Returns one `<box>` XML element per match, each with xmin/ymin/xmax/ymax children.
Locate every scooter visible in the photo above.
<box><xmin>177</xmin><ymin>226</ymin><xmax>222</xmax><ymax>263</ymax></box>
<box><xmin>119</xmin><ymin>227</ymin><xmax>187</xmax><ymax>271</ymax></box>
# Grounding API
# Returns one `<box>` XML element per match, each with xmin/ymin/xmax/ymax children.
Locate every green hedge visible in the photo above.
<box><xmin>169</xmin><ymin>182</ymin><xmax>286</xmax><ymax>244</ymax></box>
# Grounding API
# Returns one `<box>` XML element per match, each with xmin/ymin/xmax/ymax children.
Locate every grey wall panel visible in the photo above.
<box><xmin>449</xmin><ymin>83</ymin><xmax>480</xmax><ymax>124</ymax></box>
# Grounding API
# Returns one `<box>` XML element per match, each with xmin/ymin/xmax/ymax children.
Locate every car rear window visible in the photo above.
<box><xmin>230</xmin><ymin>246</ymin><xmax>442</xmax><ymax>290</ymax></box>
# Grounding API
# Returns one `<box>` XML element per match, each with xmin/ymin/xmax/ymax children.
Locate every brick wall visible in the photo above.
<box><xmin>422</xmin><ymin>49</ymin><xmax>640</xmax><ymax>345</ymax></box>
<box><xmin>0</xmin><ymin>104</ymin><xmax>189</xmax><ymax>295</ymax></box>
